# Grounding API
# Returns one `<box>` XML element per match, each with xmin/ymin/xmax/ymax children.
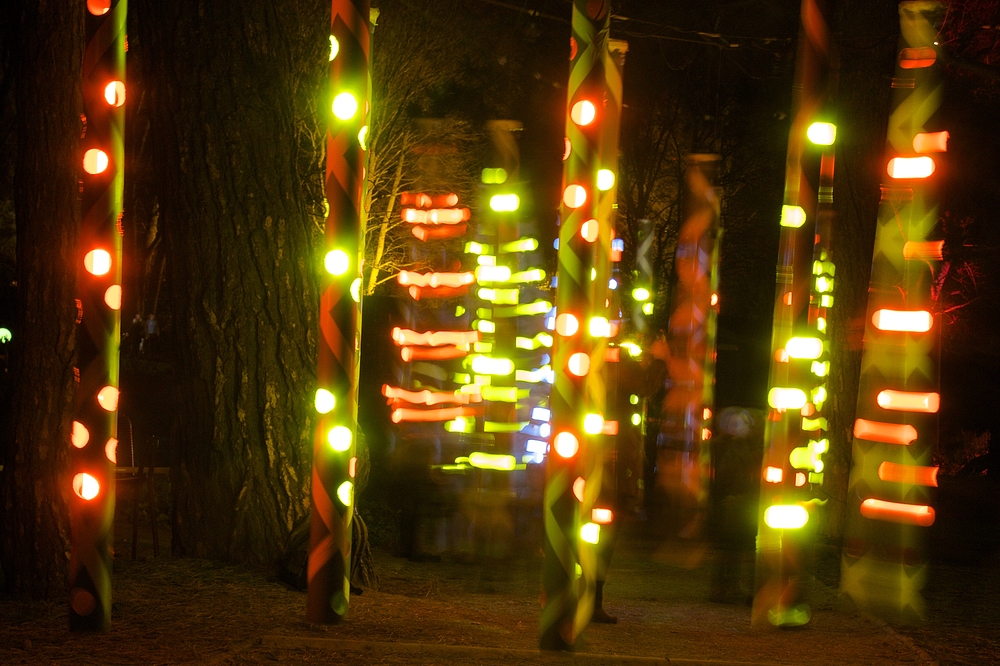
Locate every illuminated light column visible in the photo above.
<box><xmin>69</xmin><ymin>0</ymin><xmax>126</xmax><ymax>632</ymax></box>
<box><xmin>308</xmin><ymin>0</ymin><xmax>371</xmax><ymax>624</ymax></box>
<box><xmin>753</xmin><ymin>0</ymin><xmax>835</xmax><ymax>628</ymax></box>
<box><xmin>542</xmin><ymin>0</ymin><xmax>618</xmax><ymax>650</ymax></box>
<box><xmin>840</xmin><ymin>1</ymin><xmax>944</xmax><ymax>622</ymax></box>
<box><xmin>659</xmin><ymin>156</ymin><xmax>721</xmax><ymax>542</ymax></box>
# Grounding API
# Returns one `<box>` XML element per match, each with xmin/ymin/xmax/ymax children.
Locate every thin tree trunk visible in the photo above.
<box><xmin>366</xmin><ymin>141</ymin><xmax>406</xmax><ymax>295</ymax></box>
<box><xmin>824</xmin><ymin>0</ymin><xmax>900</xmax><ymax>538</ymax></box>
<box><xmin>1</xmin><ymin>0</ymin><xmax>82</xmax><ymax>597</ymax></box>
<box><xmin>135</xmin><ymin>0</ymin><xmax>323</xmax><ymax>561</ymax></box>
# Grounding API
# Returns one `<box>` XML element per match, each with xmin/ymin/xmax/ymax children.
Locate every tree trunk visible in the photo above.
<box><xmin>1</xmin><ymin>0</ymin><xmax>81</xmax><ymax>597</ymax></box>
<box><xmin>134</xmin><ymin>0</ymin><xmax>325</xmax><ymax>562</ymax></box>
<box><xmin>824</xmin><ymin>0</ymin><xmax>900</xmax><ymax>538</ymax></box>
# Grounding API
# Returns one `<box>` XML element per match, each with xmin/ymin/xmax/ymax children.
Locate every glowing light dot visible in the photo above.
<box><xmin>104</xmin><ymin>81</ymin><xmax>126</xmax><ymax>107</ymax></box>
<box><xmin>315</xmin><ymin>389</ymin><xmax>335</xmax><ymax>414</ymax></box>
<box><xmin>328</xmin><ymin>425</ymin><xmax>352</xmax><ymax>452</ymax></box>
<box><xmin>105</xmin><ymin>438</ymin><xmax>118</xmax><ymax>463</ymax></box>
<box><xmin>631</xmin><ymin>413</ymin><xmax>641</xmax><ymax>426</ymax></box>
<box><xmin>71</xmin><ymin>421</ymin><xmax>90</xmax><ymax>448</ymax></box>
<box><xmin>553</xmin><ymin>432</ymin><xmax>579</xmax><ymax>458</ymax></box>
<box><xmin>581</xmin><ymin>219</ymin><xmax>598</xmax><ymax>242</ymax></box>
<box><xmin>597</xmin><ymin>169</ymin><xmax>615</xmax><ymax>191</ymax></box>
<box><xmin>0</xmin><ymin>328</ymin><xmax>9</xmax><ymax>343</ymax></box>
<box><xmin>349</xmin><ymin>457</ymin><xmax>357</xmax><ymax>478</ymax></box>
<box><xmin>104</xmin><ymin>285</ymin><xmax>122</xmax><ymax>310</ymax></box>
<box><xmin>573</xmin><ymin>476</ymin><xmax>586</xmax><ymax>501</ymax></box>
<box><xmin>588</xmin><ymin>316</ymin><xmax>610</xmax><ymax>337</ymax></box>
<box><xmin>580</xmin><ymin>522</ymin><xmax>601</xmax><ymax>544</ymax></box>
<box><xmin>332</xmin><ymin>92</ymin><xmax>358</xmax><ymax>120</ymax></box>
<box><xmin>490</xmin><ymin>194</ymin><xmax>520</xmax><ymax>212</ymax></box>
<box><xmin>563</xmin><ymin>184</ymin><xmax>587</xmax><ymax>209</ymax></box>
<box><xmin>555</xmin><ymin>313</ymin><xmax>579</xmax><ymax>337</ymax></box>
<box><xmin>336</xmin><ymin>480</ymin><xmax>353</xmax><ymax>506</ymax></box>
<box><xmin>806</xmin><ymin>122</ymin><xmax>837</xmax><ymax>145</ymax></box>
<box><xmin>85</xmin><ymin>249</ymin><xmax>112</xmax><ymax>276</ymax></box>
<box><xmin>358</xmin><ymin>125</ymin><xmax>368</xmax><ymax>150</ymax></box>
<box><xmin>73</xmin><ymin>473</ymin><xmax>100</xmax><ymax>500</ymax></box>
<box><xmin>632</xmin><ymin>287</ymin><xmax>650</xmax><ymax>301</ymax></box>
<box><xmin>568</xmin><ymin>352</ymin><xmax>590</xmax><ymax>377</ymax></box>
<box><xmin>592</xmin><ymin>508</ymin><xmax>614</xmax><ymax>524</ymax></box>
<box><xmin>87</xmin><ymin>0</ymin><xmax>110</xmax><ymax>15</ymax></box>
<box><xmin>570</xmin><ymin>100</ymin><xmax>596</xmax><ymax>126</ymax></box>
<box><xmin>583</xmin><ymin>413</ymin><xmax>604</xmax><ymax>435</ymax></box>
<box><xmin>785</xmin><ymin>337</ymin><xmax>823</xmax><ymax>359</ymax></box>
<box><xmin>325</xmin><ymin>249</ymin><xmax>350</xmax><ymax>275</ymax></box>
<box><xmin>764</xmin><ymin>504</ymin><xmax>808</xmax><ymax>529</ymax></box>
<box><xmin>563</xmin><ymin>137</ymin><xmax>572</xmax><ymax>161</ymax></box>
<box><xmin>642</xmin><ymin>303</ymin><xmax>654</xmax><ymax>315</ymax></box>
<box><xmin>888</xmin><ymin>156</ymin><xmax>935</xmax><ymax>179</ymax></box>
<box><xmin>329</xmin><ymin>35</ymin><xmax>340</xmax><ymax>61</ymax></box>
<box><xmin>710</xmin><ymin>293</ymin><xmax>719</xmax><ymax>306</ymax></box>
<box><xmin>780</xmin><ymin>205</ymin><xmax>806</xmax><ymax>228</ymax></box>
<box><xmin>768</xmin><ymin>387</ymin><xmax>807</xmax><ymax>410</ymax></box>
<box><xmin>350</xmin><ymin>278</ymin><xmax>362</xmax><ymax>303</ymax></box>
<box><xmin>97</xmin><ymin>386</ymin><xmax>119</xmax><ymax>411</ymax></box>
<box><xmin>83</xmin><ymin>149</ymin><xmax>109</xmax><ymax>175</ymax></box>
<box><xmin>765</xmin><ymin>466</ymin><xmax>783</xmax><ymax>483</ymax></box>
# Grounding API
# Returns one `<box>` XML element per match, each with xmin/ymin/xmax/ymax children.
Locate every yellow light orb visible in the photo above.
<box><xmin>73</xmin><ymin>473</ymin><xmax>100</xmax><ymax>500</ymax></box>
<box><xmin>332</xmin><ymin>92</ymin><xmax>359</xmax><ymax>120</ymax></box>
<box><xmin>84</xmin><ymin>249</ymin><xmax>112</xmax><ymax>276</ymax></box>
<box><xmin>337</xmin><ymin>480</ymin><xmax>353</xmax><ymax>506</ymax></box>
<box><xmin>329</xmin><ymin>35</ymin><xmax>340</xmax><ymax>61</ymax></box>
<box><xmin>315</xmin><ymin>388</ymin><xmax>336</xmax><ymax>414</ymax></box>
<box><xmin>570</xmin><ymin>100</ymin><xmax>596</xmax><ymax>126</ymax></box>
<box><xmin>563</xmin><ymin>184</ymin><xmax>587</xmax><ymax>209</ymax></box>
<box><xmin>596</xmin><ymin>169</ymin><xmax>615</xmax><ymax>191</ymax></box>
<box><xmin>97</xmin><ymin>386</ymin><xmax>119</xmax><ymax>411</ymax></box>
<box><xmin>83</xmin><ymin>149</ymin><xmax>109</xmax><ymax>175</ymax></box>
<box><xmin>325</xmin><ymin>249</ymin><xmax>350</xmax><ymax>275</ymax></box>
<box><xmin>553</xmin><ymin>432</ymin><xmax>579</xmax><ymax>458</ymax></box>
<box><xmin>104</xmin><ymin>81</ymin><xmax>126</xmax><ymax>107</ymax></box>
<box><xmin>583</xmin><ymin>413</ymin><xmax>604</xmax><ymax>435</ymax></box>
<box><xmin>328</xmin><ymin>425</ymin><xmax>352</xmax><ymax>452</ymax></box>
<box><xmin>806</xmin><ymin>122</ymin><xmax>836</xmax><ymax>145</ymax></box>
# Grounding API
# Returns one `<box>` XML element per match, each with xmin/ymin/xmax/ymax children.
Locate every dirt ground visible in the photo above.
<box><xmin>3</xmin><ymin>512</ymin><xmax>997</xmax><ymax>666</ymax></box>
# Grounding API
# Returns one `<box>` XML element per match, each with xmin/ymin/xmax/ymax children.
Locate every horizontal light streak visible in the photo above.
<box><xmin>877</xmin><ymin>461</ymin><xmax>939</xmax><ymax>487</ymax></box>
<box><xmin>872</xmin><ymin>309</ymin><xmax>932</xmax><ymax>332</ymax></box>
<box><xmin>877</xmin><ymin>389</ymin><xmax>940</xmax><ymax>413</ymax></box>
<box><xmin>383</xmin><ymin>385</ymin><xmax>480</xmax><ymax>406</ymax></box>
<box><xmin>860</xmin><ymin>498</ymin><xmax>935</xmax><ymax>526</ymax></box>
<box><xmin>391</xmin><ymin>406</ymin><xmax>476</xmax><ymax>424</ymax></box>
<box><xmin>400</xmin><ymin>345</ymin><xmax>467</xmax><ymax>362</ymax></box>
<box><xmin>398</xmin><ymin>271</ymin><xmax>474</xmax><ymax>288</ymax></box>
<box><xmin>853</xmin><ymin>418</ymin><xmax>918</xmax><ymax>445</ymax></box>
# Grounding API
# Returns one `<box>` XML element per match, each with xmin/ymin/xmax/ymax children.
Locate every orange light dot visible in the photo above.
<box><xmin>84</xmin><ymin>249</ymin><xmax>112</xmax><ymax>276</ymax></box>
<box><xmin>701</xmin><ymin>428</ymin><xmax>711</xmax><ymax>441</ymax></box>
<box><xmin>104</xmin><ymin>285</ymin><xmax>122</xmax><ymax>310</ymax></box>
<box><xmin>349</xmin><ymin>457</ymin><xmax>357</xmax><ymax>478</ymax></box>
<box><xmin>73</xmin><ymin>473</ymin><xmax>100</xmax><ymax>500</ymax></box>
<box><xmin>592</xmin><ymin>508</ymin><xmax>614</xmax><ymax>524</ymax></box>
<box><xmin>795</xmin><ymin>472</ymin><xmax>806</xmax><ymax>487</ymax></box>
<box><xmin>783</xmin><ymin>292</ymin><xmax>792</xmax><ymax>306</ymax></box>
<box><xmin>764</xmin><ymin>466</ymin><xmax>783</xmax><ymax>483</ymax></box>
<box><xmin>703</xmin><ymin>407</ymin><xmax>712</xmax><ymax>420</ymax></box>
<box><xmin>83</xmin><ymin>148</ymin><xmax>109</xmax><ymax>174</ymax></box>
<box><xmin>563</xmin><ymin>137</ymin><xmax>572</xmax><ymax>161</ymax></box>
<box><xmin>104</xmin><ymin>81</ymin><xmax>125</xmax><ymax>107</ymax></box>
<box><xmin>97</xmin><ymin>386</ymin><xmax>119</xmax><ymax>411</ymax></box>
<box><xmin>555</xmin><ymin>313</ymin><xmax>579</xmax><ymax>337</ymax></box>
<box><xmin>570</xmin><ymin>100</ymin><xmax>596</xmax><ymax>126</ymax></box>
<box><xmin>568</xmin><ymin>352</ymin><xmax>590</xmax><ymax>377</ymax></box>
<box><xmin>581</xmin><ymin>219</ymin><xmax>598</xmax><ymax>242</ymax></box>
<box><xmin>553</xmin><ymin>432</ymin><xmax>579</xmax><ymax>458</ymax></box>
<box><xmin>572</xmin><ymin>476</ymin><xmax>585</xmax><ymax>501</ymax></box>
<box><xmin>105</xmin><ymin>438</ymin><xmax>118</xmax><ymax>463</ymax></box>
<box><xmin>563</xmin><ymin>184</ymin><xmax>587</xmax><ymax>209</ymax></box>
<box><xmin>71</xmin><ymin>421</ymin><xmax>90</xmax><ymax>448</ymax></box>
<box><xmin>87</xmin><ymin>0</ymin><xmax>110</xmax><ymax>15</ymax></box>
<box><xmin>710</xmin><ymin>293</ymin><xmax>718</xmax><ymax>306</ymax></box>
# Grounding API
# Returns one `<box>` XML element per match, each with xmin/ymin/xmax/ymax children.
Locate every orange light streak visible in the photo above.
<box><xmin>912</xmin><ymin>131</ymin><xmax>949</xmax><ymax>153</ymax></box>
<box><xmin>877</xmin><ymin>461</ymin><xmax>939</xmax><ymax>487</ymax></box>
<box><xmin>411</xmin><ymin>223</ymin><xmax>468</xmax><ymax>241</ymax></box>
<box><xmin>899</xmin><ymin>47</ymin><xmax>937</xmax><ymax>69</ymax></box>
<box><xmin>601</xmin><ymin>420</ymin><xmax>619</xmax><ymax>435</ymax></box>
<box><xmin>400</xmin><ymin>345</ymin><xmax>467</xmax><ymax>362</ymax></box>
<box><xmin>407</xmin><ymin>285</ymin><xmax>469</xmax><ymax>301</ymax></box>
<box><xmin>876</xmin><ymin>389</ymin><xmax>940</xmax><ymax>413</ymax></box>
<box><xmin>853</xmin><ymin>418</ymin><xmax>918</xmax><ymax>445</ymax></box>
<box><xmin>902</xmin><ymin>240</ymin><xmax>944</xmax><ymax>261</ymax></box>
<box><xmin>400</xmin><ymin>192</ymin><xmax>459</xmax><ymax>208</ymax></box>
<box><xmin>392</xmin><ymin>328</ymin><xmax>479</xmax><ymax>347</ymax></box>
<box><xmin>383</xmin><ymin>385</ymin><xmax>480</xmax><ymax>405</ymax></box>
<box><xmin>401</xmin><ymin>207</ymin><xmax>470</xmax><ymax>224</ymax></box>
<box><xmin>872</xmin><ymin>309</ymin><xmax>932</xmax><ymax>332</ymax></box>
<box><xmin>398</xmin><ymin>271</ymin><xmax>474</xmax><ymax>288</ymax></box>
<box><xmin>860</xmin><ymin>498</ymin><xmax>935</xmax><ymax>526</ymax></box>
<box><xmin>391</xmin><ymin>405</ymin><xmax>475</xmax><ymax>424</ymax></box>
<box><xmin>887</xmin><ymin>156</ymin><xmax>935</xmax><ymax>179</ymax></box>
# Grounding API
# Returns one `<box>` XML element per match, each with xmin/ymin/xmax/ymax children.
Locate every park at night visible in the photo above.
<box><xmin>1</xmin><ymin>0</ymin><xmax>999</xmax><ymax>664</ymax></box>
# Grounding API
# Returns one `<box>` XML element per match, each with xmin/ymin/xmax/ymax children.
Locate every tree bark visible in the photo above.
<box><xmin>134</xmin><ymin>0</ymin><xmax>325</xmax><ymax>561</ymax></box>
<box><xmin>824</xmin><ymin>0</ymin><xmax>900</xmax><ymax>537</ymax></box>
<box><xmin>1</xmin><ymin>0</ymin><xmax>82</xmax><ymax>597</ymax></box>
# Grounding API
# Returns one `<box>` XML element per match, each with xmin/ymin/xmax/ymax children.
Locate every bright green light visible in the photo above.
<box><xmin>332</xmin><ymin>92</ymin><xmax>358</xmax><ymax>120</ymax></box>
<box><xmin>474</xmin><ymin>319</ymin><xmax>496</xmax><ymax>334</ymax></box>
<box><xmin>641</xmin><ymin>303</ymin><xmax>654</xmax><ymax>315</ymax></box>
<box><xmin>473</xmin><ymin>341</ymin><xmax>493</xmax><ymax>353</ymax></box>
<box><xmin>336</xmin><ymin>481</ymin><xmax>353</xmax><ymax>506</ymax></box>
<box><xmin>510</xmin><ymin>269</ymin><xmax>545</xmax><ymax>283</ymax></box>
<box><xmin>327</xmin><ymin>425</ymin><xmax>352</xmax><ymax>452</ymax></box>
<box><xmin>580</xmin><ymin>522</ymin><xmax>601</xmax><ymax>544</ymax></box>
<box><xmin>588</xmin><ymin>316</ymin><xmax>611</xmax><ymax>337</ymax></box>
<box><xmin>820</xmin><ymin>295</ymin><xmax>834</xmax><ymax>308</ymax></box>
<box><xmin>500</xmin><ymin>238</ymin><xmax>538</xmax><ymax>253</ymax></box>
<box><xmin>468</xmin><ymin>451</ymin><xmax>516</xmax><ymax>471</ymax></box>
<box><xmin>590</xmin><ymin>268</ymin><xmax>597</xmax><ymax>281</ymax></box>
<box><xmin>516</xmin><ymin>332</ymin><xmax>553</xmax><ymax>350</ymax></box>
<box><xmin>482</xmin><ymin>386</ymin><xmax>518</xmax><ymax>402</ymax></box>
<box><xmin>478</xmin><ymin>288</ymin><xmax>518</xmax><ymax>304</ymax></box>
<box><xmin>631</xmin><ymin>413</ymin><xmax>641</xmax><ymax>426</ymax></box>
<box><xmin>816</xmin><ymin>316</ymin><xmax>827</xmax><ymax>332</ymax></box>
<box><xmin>620</xmin><ymin>341</ymin><xmax>642</xmax><ymax>358</ymax></box>
<box><xmin>810</xmin><ymin>361</ymin><xmax>830</xmax><ymax>377</ymax></box>
<box><xmin>315</xmin><ymin>389</ymin><xmax>336</xmax><ymax>414</ymax></box>
<box><xmin>632</xmin><ymin>287</ymin><xmax>651</xmax><ymax>301</ymax></box>
<box><xmin>476</xmin><ymin>265</ymin><xmax>512</xmax><ymax>283</ymax></box>
<box><xmin>464</xmin><ymin>241</ymin><xmax>490</xmax><ymax>255</ymax></box>
<box><xmin>325</xmin><ymin>249</ymin><xmax>350</xmax><ymax>275</ymax></box>
<box><xmin>481</xmin><ymin>168</ymin><xmax>508</xmax><ymax>184</ymax></box>
<box><xmin>455</xmin><ymin>305</ymin><xmax>466</xmax><ymax>316</ymax></box>
<box><xmin>597</xmin><ymin>169</ymin><xmax>616</xmax><ymax>191</ymax></box>
<box><xmin>629</xmin><ymin>394</ymin><xmax>639</xmax><ymax>405</ymax></box>
<box><xmin>445</xmin><ymin>416</ymin><xmax>475</xmax><ymax>433</ymax></box>
<box><xmin>780</xmin><ymin>205</ymin><xmax>806</xmax><ymax>228</ymax></box>
<box><xmin>350</xmin><ymin>278</ymin><xmax>361</xmax><ymax>303</ymax></box>
<box><xmin>471</xmin><ymin>356</ymin><xmax>513</xmax><ymax>375</ymax></box>
<box><xmin>807</xmin><ymin>122</ymin><xmax>837</xmax><ymax>146</ymax></box>
<box><xmin>0</xmin><ymin>328</ymin><xmax>10</xmax><ymax>343</ymax></box>
<box><xmin>583</xmin><ymin>413</ymin><xmax>604</xmax><ymax>435</ymax></box>
<box><xmin>785</xmin><ymin>337</ymin><xmax>823</xmax><ymax>359</ymax></box>
<box><xmin>477</xmin><ymin>255</ymin><xmax>496</xmax><ymax>267</ymax></box>
<box><xmin>358</xmin><ymin>125</ymin><xmax>369</xmax><ymax>150</ymax></box>
<box><xmin>329</xmin><ymin>35</ymin><xmax>340</xmax><ymax>61</ymax></box>
<box><xmin>768</xmin><ymin>387</ymin><xmax>807</xmax><ymax>410</ymax></box>
<box><xmin>490</xmin><ymin>194</ymin><xmax>520</xmax><ymax>212</ymax></box>
<box><xmin>763</xmin><ymin>504</ymin><xmax>808</xmax><ymax>529</ymax></box>
<box><xmin>815</xmin><ymin>276</ymin><xmax>834</xmax><ymax>293</ymax></box>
